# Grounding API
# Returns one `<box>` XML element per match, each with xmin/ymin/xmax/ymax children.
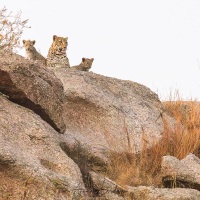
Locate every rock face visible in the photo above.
<box><xmin>0</xmin><ymin>94</ymin><xmax>85</xmax><ymax>199</ymax></box>
<box><xmin>2</xmin><ymin>53</ymin><xmax>199</xmax><ymax>199</ymax></box>
<box><xmin>54</xmin><ymin>68</ymin><xmax>164</xmax><ymax>160</ymax></box>
<box><xmin>0</xmin><ymin>52</ymin><xmax>65</xmax><ymax>133</ymax></box>
<box><xmin>161</xmin><ymin>154</ymin><xmax>200</xmax><ymax>190</ymax></box>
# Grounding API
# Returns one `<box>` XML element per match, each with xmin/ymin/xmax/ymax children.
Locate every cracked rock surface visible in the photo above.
<box><xmin>0</xmin><ymin>94</ymin><xmax>85</xmax><ymax>199</ymax></box>
<box><xmin>0</xmin><ymin>52</ymin><xmax>65</xmax><ymax>133</ymax></box>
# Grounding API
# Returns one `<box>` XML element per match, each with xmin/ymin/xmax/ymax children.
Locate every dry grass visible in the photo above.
<box><xmin>104</xmin><ymin>92</ymin><xmax>200</xmax><ymax>188</ymax></box>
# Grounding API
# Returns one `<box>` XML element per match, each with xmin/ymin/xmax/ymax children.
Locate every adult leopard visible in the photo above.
<box><xmin>47</xmin><ymin>35</ymin><xmax>70</xmax><ymax>68</ymax></box>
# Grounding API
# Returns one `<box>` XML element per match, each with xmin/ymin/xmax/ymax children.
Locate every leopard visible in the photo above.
<box><xmin>70</xmin><ymin>58</ymin><xmax>94</xmax><ymax>71</ymax></box>
<box><xmin>23</xmin><ymin>40</ymin><xmax>46</xmax><ymax>65</ymax></box>
<box><xmin>46</xmin><ymin>35</ymin><xmax>70</xmax><ymax>68</ymax></box>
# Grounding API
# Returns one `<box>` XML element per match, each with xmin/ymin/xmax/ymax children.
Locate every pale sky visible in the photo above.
<box><xmin>2</xmin><ymin>0</ymin><xmax>200</xmax><ymax>100</ymax></box>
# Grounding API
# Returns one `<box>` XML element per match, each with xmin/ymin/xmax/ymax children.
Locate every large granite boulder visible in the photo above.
<box><xmin>1</xmin><ymin>53</ymin><xmax>199</xmax><ymax>199</ymax></box>
<box><xmin>0</xmin><ymin>94</ymin><xmax>85</xmax><ymax>199</ymax></box>
<box><xmin>54</xmin><ymin>68</ymin><xmax>166</xmax><ymax>161</ymax></box>
<box><xmin>161</xmin><ymin>154</ymin><xmax>200</xmax><ymax>190</ymax></box>
<box><xmin>0</xmin><ymin>52</ymin><xmax>65</xmax><ymax>133</ymax></box>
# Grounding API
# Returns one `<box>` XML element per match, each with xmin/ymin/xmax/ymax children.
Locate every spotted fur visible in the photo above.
<box><xmin>47</xmin><ymin>35</ymin><xmax>70</xmax><ymax>68</ymax></box>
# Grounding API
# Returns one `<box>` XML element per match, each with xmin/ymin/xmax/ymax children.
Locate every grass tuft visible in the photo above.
<box><xmin>103</xmin><ymin>92</ymin><xmax>200</xmax><ymax>188</ymax></box>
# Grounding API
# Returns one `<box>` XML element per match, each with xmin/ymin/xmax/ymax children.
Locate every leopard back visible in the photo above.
<box><xmin>47</xmin><ymin>35</ymin><xmax>70</xmax><ymax>68</ymax></box>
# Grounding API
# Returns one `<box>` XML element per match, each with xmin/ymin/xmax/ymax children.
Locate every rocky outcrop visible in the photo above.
<box><xmin>2</xmin><ymin>53</ymin><xmax>199</xmax><ymax>199</ymax></box>
<box><xmin>161</xmin><ymin>154</ymin><xmax>200</xmax><ymax>190</ymax></box>
<box><xmin>54</xmin><ymin>67</ymin><xmax>166</xmax><ymax>162</ymax></box>
<box><xmin>0</xmin><ymin>94</ymin><xmax>85</xmax><ymax>199</ymax></box>
<box><xmin>0</xmin><ymin>52</ymin><xmax>65</xmax><ymax>133</ymax></box>
<box><xmin>0</xmin><ymin>52</ymin><xmax>172</xmax><ymax>161</ymax></box>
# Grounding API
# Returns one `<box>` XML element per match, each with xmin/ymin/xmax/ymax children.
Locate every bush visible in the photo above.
<box><xmin>0</xmin><ymin>7</ymin><xmax>30</xmax><ymax>52</ymax></box>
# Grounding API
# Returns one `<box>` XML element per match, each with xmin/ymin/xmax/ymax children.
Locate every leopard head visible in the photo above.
<box><xmin>81</xmin><ymin>57</ymin><xmax>94</xmax><ymax>70</ymax></box>
<box><xmin>50</xmin><ymin>35</ymin><xmax>68</xmax><ymax>56</ymax></box>
<box><xmin>23</xmin><ymin>40</ymin><xmax>36</xmax><ymax>51</ymax></box>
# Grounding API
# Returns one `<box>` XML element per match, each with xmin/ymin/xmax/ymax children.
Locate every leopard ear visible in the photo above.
<box><xmin>82</xmin><ymin>58</ymin><xmax>86</xmax><ymax>62</ymax></box>
<box><xmin>53</xmin><ymin>35</ymin><xmax>57</xmax><ymax>41</ymax></box>
<box><xmin>66</xmin><ymin>37</ymin><xmax>68</xmax><ymax>40</ymax></box>
<box><xmin>91</xmin><ymin>58</ymin><xmax>94</xmax><ymax>61</ymax></box>
<box><xmin>32</xmin><ymin>40</ymin><xmax>36</xmax><ymax>45</ymax></box>
<box><xmin>22</xmin><ymin>40</ymin><xmax>26</xmax><ymax>44</ymax></box>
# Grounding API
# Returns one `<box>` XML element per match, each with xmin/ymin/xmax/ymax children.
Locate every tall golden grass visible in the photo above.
<box><xmin>104</xmin><ymin>92</ymin><xmax>200</xmax><ymax>187</ymax></box>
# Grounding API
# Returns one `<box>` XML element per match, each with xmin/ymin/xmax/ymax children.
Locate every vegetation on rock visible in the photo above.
<box><xmin>104</xmin><ymin>92</ymin><xmax>200</xmax><ymax>188</ymax></box>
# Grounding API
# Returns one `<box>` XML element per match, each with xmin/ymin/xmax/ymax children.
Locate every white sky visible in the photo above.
<box><xmin>2</xmin><ymin>0</ymin><xmax>200</xmax><ymax>101</ymax></box>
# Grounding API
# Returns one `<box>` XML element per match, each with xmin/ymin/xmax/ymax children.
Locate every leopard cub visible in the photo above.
<box><xmin>70</xmin><ymin>58</ymin><xmax>94</xmax><ymax>71</ymax></box>
<box><xmin>23</xmin><ymin>40</ymin><xmax>46</xmax><ymax>65</ymax></box>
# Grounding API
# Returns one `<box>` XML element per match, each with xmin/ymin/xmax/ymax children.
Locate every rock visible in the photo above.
<box><xmin>161</xmin><ymin>154</ymin><xmax>200</xmax><ymax>190</ymax></box>
<box><xmin>0</xmin><ymin>52</ymin><xmax>65</xmax><ymax>133</ymax></box>
<box><xmin>102</xmin><ymin>192</ymin><xmax>125</xmax><ymax>200</ymax></box>
<box><xmin>126</xmin><ymin>186</ymin><xmax>200</xmax><ymax>200</ymax></box>
<box><xmin>76</xmin><ymin>169</ymin><xmax>200</xmax><ymax>200</ymax></box>
<box><xmin>89</xmin><ymin>171</ymin><xmax>126</xmax><ymax>194</ymax></box>
<box><xmin>0</xmin><ymin>95</ymin><xmax>85</xmax><ymax>199</ymax></box>
<box><xmin>54</xmin><ymin>68</ymin><xmax>166</xmax><ymax>161</ymax></box>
